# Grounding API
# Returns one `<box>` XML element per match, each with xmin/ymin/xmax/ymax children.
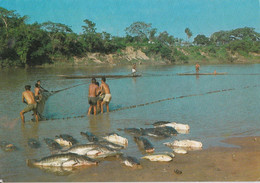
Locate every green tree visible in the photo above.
<box><xmin>193</xmin><ymin>34</ymin><xmax>210</xmax><ymax>45</ymax></box>
<box><xmin>125</xmin><ymin>21</ymin><xmax>152</xmax><ymax>41</ymax></box>
<box><xmin>185</xmin><ymin>28</ymin><xmax>192</xmax><ymax>42</ymax></box>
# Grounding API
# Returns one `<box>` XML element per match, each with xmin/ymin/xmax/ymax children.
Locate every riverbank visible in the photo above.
<box><xmin>71</xmin><ymin>136</ymin><xmax>260</xmax><ymax>182</ymax></box>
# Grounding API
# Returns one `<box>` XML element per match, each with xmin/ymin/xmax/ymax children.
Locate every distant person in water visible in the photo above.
<box><xmin>36</xmin><ymin>80</ymin><xmax>48</xmax><ymax>92</ymax></box>
<box><xmin>132</xmin><ymin>63</ymin><xmax>137</xmax><ymax>76</ymax></box>
<box><xmin>34</xmin><ymin>83</ymin><xmax>42</xmax><ymax>103</ymax></box>
<box><xmin>88</xmin><ymin>78</ymin><xmax>99</xmax><ymax>115</ymax></box>
<box><xmin>100</xmin><ymin>77</ymin><xmax>112</xmax><ymax>113</ymax></box>
<box><xmin>20</xmin><ymin>85</ymin><xmax>38</xmax><ymax>123</ymax></box>
<box><xmin>195</xmin><ymin>63</ymin><xmax>200</xmax><ymax>73</ymax></box>
<box><xmin>95</xmin><ymin>81</ymin><xmax>104</xmax><ymax>112</ymax></box>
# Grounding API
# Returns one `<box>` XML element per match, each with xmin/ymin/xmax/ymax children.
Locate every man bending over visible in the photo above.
<box><xmin>20</xmin><ymin>85</ymin><xmax>38</xmax><ymax>123</ymax></box>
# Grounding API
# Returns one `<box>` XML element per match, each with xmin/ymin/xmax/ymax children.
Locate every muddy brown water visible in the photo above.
<box><xmin>0</xmin><ymin>64</ymin><xmax>260</xmax><ymax>181</ymax></box>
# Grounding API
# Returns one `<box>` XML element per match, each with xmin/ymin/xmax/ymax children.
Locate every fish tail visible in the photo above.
<box><xmin>26</xmin><ymin>159</ymin><xmax>36</xmax><ymax>166</ymax></box>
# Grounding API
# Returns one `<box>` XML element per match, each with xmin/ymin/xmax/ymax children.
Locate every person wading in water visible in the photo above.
<box><xmin>87</xmin><ymin>78</ymin><xmax>99</xmax><ymax>115</ymax></box>
<box><xmin>100</xmin><ymin>77</ymin><xmax>112</xmax><ymax>113</ymax></box>
<box><xmin>195</xmin><ymin>63</ymin><xmax>200</xmax><ymax>73</ymax></box>
<box><xmin>20</xmin><ymin>85</ymin><xmax>39</xmax><ymax>123</ymax></box>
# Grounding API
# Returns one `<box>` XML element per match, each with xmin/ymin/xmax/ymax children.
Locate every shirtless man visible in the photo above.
<box><xmin>20</xmin><ymin>85</ymin><xmax>39</xmax><ymax>123</ymax></box>
<box><xmin>132</xmin><ymin>63</ymin><xmax>137</xmax><ymax>76</ymax></box>
<box><xmin>34</xmin><ymin>83</ymin><xmax>42</xmax><ymax>102</ymax></box>
<box><xmin>88</xmin><ymin>78</ymin><xmax>99</xmax><ymax>115</ymax></box>
<box><xmin>195</xmin><ymin>63</ymin><xmax>200</xmax><ymax>73</ymax></box>
<box><xmin>36</xmin><ymin>80</ymin><xmax>48</xmax><ymax>92</ymax></box>
<box><xmin>100</xmin><ymin>77</ymin><xmax>112</xmax><ymax>113</ymax></box>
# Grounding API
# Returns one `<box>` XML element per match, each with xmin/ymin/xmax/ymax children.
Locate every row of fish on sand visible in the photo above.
<box><xmin>0</xmin><ymin>121</ymin><xmax>203</xmax><ymax>173</ymax></box>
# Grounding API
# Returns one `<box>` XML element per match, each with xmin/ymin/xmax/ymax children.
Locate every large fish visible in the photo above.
<box><xmin>80</xmin><ymin>131</ymin><xmax>99</xmax><ymax>142</ymax></box>
<box><xmin>152</xmin><ymin>121</ymin><xmax>171</xmax><ymax>126</ymax></box>
<box><xmin>27</xmin><ymin>153</ymin><xmax>98</xmax><ymax>167</ymax></box>
<box><xmin>140</xmin><ymin>128</ymin><xmax>170</xmax><ymax>138</ymax></box>
<box><xmin>134</xmin><ymin>136</ymin><xmax>154</xmax><ymax>153</ymax></box>
<box><xmin>44</xmin><ymin>138</ymin><xmax>62</xmax><ymax>150</ymax></box>
<box><xmin>153</xmin><ymin>121</ymin><xmax>190</xmax><ymax>134</ymax></box>
<box><xmin>0</xmin><ymin>141</ymin><xmax>17</xmax><ymax>152</ymax></box>
<box><xmin>98</xmin><ymin>140</ymin><xmax>125</xmax><ymax>150</ymax></box>
<box><xmin>59</xmin><ymin>143</ymin><xmax>121</xmax><ymax>158</ymax></box>
<box><xmin>123</xmin><ymin>128</ymin><xmax>143</xmax><ymax>136</ymax></box>
<box><xmin>164</xmin><ymin>140</ymin><xmax>203</xmax><ymax>150</ymax></box>
<box><xmin>121</xmin><ymin>156</ymin><xmax>141</xmax><ymax>168</ymax></box>
<box><xmin>142</xmin><ymin>152</ymin><xmax>175</xmax><ymax>162</ymax></box>
<box><xmin>154</xmin><ymin>126</ymin><xmax>178</xmax><ymax>136</ymax></box>
<box><xmin>103</xmin><ymin>133</ymin><xmax>128</xmax><ymax>147</ymax></box>
<box><xmin>55</xmin><ymin>134</ymin><xmax>78</xmax><ymax>147</ymax></box>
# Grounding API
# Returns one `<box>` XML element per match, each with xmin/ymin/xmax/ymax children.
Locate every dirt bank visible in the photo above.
<box><xmin>70</xmin><ymin>136</ymin><xmax>260</xmax><ymax>182</ymax></box>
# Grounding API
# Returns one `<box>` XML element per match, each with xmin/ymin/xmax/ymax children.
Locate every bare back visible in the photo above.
<box><xmin>34</xmin><ymin>87</ymin><xmax>40</xmax><ymax>96</ymax></box>
<box><xmin>22</xmin><ymin>91</ymin><xmax>36</xmax><ymax>104</ymax></box>
<box><xmin>101</xmin><ymin>82</ymin><xmax>110</xmax><ymax>94</ymax></box>
<box><xmin>89</xmin><ymin>83</ymin><xmax>98</xmax><ymax>97</ymax></box>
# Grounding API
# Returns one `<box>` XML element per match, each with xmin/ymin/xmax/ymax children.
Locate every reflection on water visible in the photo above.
<box><xmin>89</xmin><ymin>114</ymin><xmax>111</xmax><ymax>136</ymax></box>
<box><xmin>0</xmin><ymin>64</ymin><xmax>260</xmax><ymax>181</ymax></box>
<box><xmin>21</xmin><ymin>122</ymin><xmax>40</xmax><ymax>157</ymax></box>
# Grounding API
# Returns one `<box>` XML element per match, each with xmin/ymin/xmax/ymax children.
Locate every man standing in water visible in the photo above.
<box><xmin>100</xmin><ymin>77</ymin><xmax>112</xmax><ymax>113</ymax></box>
<box><xmin>20</xmin><ymin>85</ymin><xmax>39</xmax><ymax>123</ymax></box>
<box><xmin>195</xmin><ymin>63</ymin><xmax>200</xmax><ymax>73</ymax></box>
<box><xmin>132</xmin><ymin>63</ymin><xmax>137</xmax><ymax>76</ymax></box>
<box><xmin>88</xmin><ymin>78</ymin><xmax>99</xmax><ymax>115</ymax></box>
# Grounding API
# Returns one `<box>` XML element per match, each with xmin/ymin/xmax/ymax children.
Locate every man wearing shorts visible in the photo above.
<box><xmin>87</xmin><ymin>78</ymin><xmax>99</xmax><ymax>115</ymax></box>
<box><xmin>20</xmin><ymin>85</ymin><xmax>39</xmax><ymax>123</ymax></box>
<box><xmin>100</xmin><ymin>77</ymin><xmax>112</xmax><ymax>113</ymax></box>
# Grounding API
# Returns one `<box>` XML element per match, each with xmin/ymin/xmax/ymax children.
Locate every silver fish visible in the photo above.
<box><xmin>134</xmin><ymin>136</ymin><xmax>154</xmax><ymax>153</ymax></box>
<box><xmin>27</xmin><ymin>153</ymin><xmax>98</xmax><ymax>167</ymax></box>
<box><xmin>121</xmin><ymin>156</ymin><xmax>141</xmax><ymax>168</ymax></box>
<box><xmin>55</xmin><ymin>134</ymin><xmax>78</xmax><ymax>147</ymax></box>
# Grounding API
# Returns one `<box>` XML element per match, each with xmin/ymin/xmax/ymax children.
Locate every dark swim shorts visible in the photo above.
<box><xmin>23</xmin><ymin>103</ymin><xmax>37</xmax><ymax>113</ymax></box>
<box><xmin>88</xmin><ymin>97</ymin><xmax>98</xmax><ymax>105</ymax></box>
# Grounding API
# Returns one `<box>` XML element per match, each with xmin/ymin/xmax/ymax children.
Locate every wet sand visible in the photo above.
<box><xmin>70</xmin><ymin>136</ymin><xmax>260</xmax><ymax>182</ymax></box>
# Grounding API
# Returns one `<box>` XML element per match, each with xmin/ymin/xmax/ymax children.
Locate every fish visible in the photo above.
<box><xmin>154</xmin><ymin>121</ymin><xmax>190</xmax><ymax>134</ymax></box>
<box><xmin>140</xmin><ymin>128</ymin><xmax>170</xmax><ymax>138</ymax></box>
<box><xmin>134</xmin><ymin>136</ymin><xmax>154</xmax><ymax>153</ymax></box>
<box><xmin>98</xmin><ymin>140</ymin><xmax>125</xmax><ymax>150</ymax></box>
<box><xmin>121</xmin><ymin>156</ymin><xmax>141</xmax><ymax>168</ymax></box>
<box><xmin>123</xmin><ymin>128</ymin><xmax>143</xmax><ymax>136</ymax></box>
<box><xmin>0</xmin><ymin>141</ymin><xmax>17</xmax><ymax>152</ymax></box>
<box><xmin>27</xmin><ymin>153</ymin><xmax>98</xmax><ymax>167</ymax></box>
<box><xmin>155</xmin><ymin>126</ymin><xmax>178</xmax><ymax>136</ymax></box>
<box><xmin>44</xmin><ymin>138</ymin><xmax>62</xmax><ymax>150</ymax></box>
<box><xmin>142</xmin><ymin>152</ymin><xmax>175</xmax><ymax>162</ymax></box>
<box><xmin>103</xmin><ymin>133</ymin><xmax>128</xmax><ymax>147</ymax></box>
<box><xmin>172</xmin><ymin>148</ymin><xmax>188</xmax><ymax>154</ymax></box>
<box><xmin>164</xmin><ymin>140</ymin><xmax>203</xmax><ymax>149</ymax></box>
<box><xmin>59</xmin><ymin>143</ymin><xmax>121</xmax><ymax>158</ymax></box>
<box><xmin>80</xmin><ymin>131</ymin><xmax>99</xmax><ymax>142</ymax></box>
<box><xmin>27</xmin><ymin>138</ymin><xmax>41</xmax><ymax>148</ymax></box>
<box><xmin>55</xmin><ymin>134</ymin><xmax>78</xmax><ymax>147</ymax></box>
<box><xmin>152</xmin><ymin>121</ymin><xmax>171</xmax><ymax>126</ymax></box>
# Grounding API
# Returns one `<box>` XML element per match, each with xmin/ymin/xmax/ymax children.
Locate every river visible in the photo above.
<box><xmin>0</xmin><ymin>64</ymin><xmax>259</xmax><ymax>181</ymax></box>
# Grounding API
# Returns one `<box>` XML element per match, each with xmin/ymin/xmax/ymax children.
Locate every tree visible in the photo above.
<box><xmin>193</xmin><ymin>34</ymin><xmax>210</xmax><ymax>45</ymax></box>
<box><xmin>82</xmin><ymin>19</ymin><xmax>96</xmax><ymax>34</ymax></box>
<box><xmin>149</xmin><ymin>28</ymin><xmax>157</xmax><ymax>41</ymax></box>
<box><xmin>157</xmin><ymin>31</ymin><xmax>175</xmax><ymax>46</ymax></box>
<box><xmin>185</xmin><ymin>28</ymin><xmax>192</xmax><ymax>42</ymax></box>
<box><xmin>41</xmin><ymin>21</ymin><xmax>73</xmax><ymax>56</ymax></box>
<box><xmin>125</xmin><ymin>21</ymin><xmax>152</xmax><ymax>41</ymax></box>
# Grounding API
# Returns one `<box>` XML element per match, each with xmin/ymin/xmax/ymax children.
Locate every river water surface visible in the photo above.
<box><xmin>0</xmin><ymin>64</ymin><xmax>259</xmax><ymax>181</ymax></box>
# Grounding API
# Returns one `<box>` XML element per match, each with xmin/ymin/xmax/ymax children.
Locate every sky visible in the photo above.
<box><xmin>0</xmin><ymin>0</ymin><xmax>259</xmax><ymax>39</ymax></box>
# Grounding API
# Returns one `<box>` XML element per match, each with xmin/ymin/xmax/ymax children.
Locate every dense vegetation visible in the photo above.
<box><xmin>0</xmin><ymin>7</ymin><xmax>259</xmax><ymax>67</ymax></box>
